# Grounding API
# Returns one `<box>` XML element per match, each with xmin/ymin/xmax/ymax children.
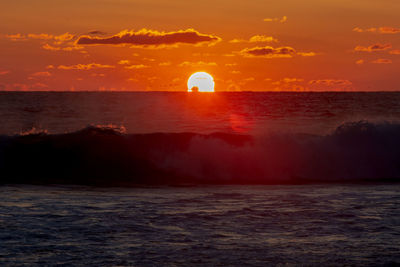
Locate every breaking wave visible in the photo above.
<box><xmin>1</xmin><ymin>121</ymin><xmax>400</xmax><ymax>186</ymax></box>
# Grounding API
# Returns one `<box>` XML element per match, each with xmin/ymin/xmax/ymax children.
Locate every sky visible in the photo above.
<box><xmin>0</xmin><ymin>0</ymin><xmax>399</xmax><ymax>91</ymax></box>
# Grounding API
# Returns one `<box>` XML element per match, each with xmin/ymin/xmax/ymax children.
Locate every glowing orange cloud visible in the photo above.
<box><xmin>239</xmin><ymin>46</ymin><xmax>316</xmax><ymax>58</ymax></box>
<box><xmin>263</xmin><ymin>16</ymin><xmax>287</xmax><ymax>23</ymax></box>
<box><xmin>76</xmin><ymin>29</ymin><xmax>221</xmax><ymax>47</ymax></box>
<box><xmin>159</xmin><ymin>62</ymin><xmax>172</xmax><ymax>66</ymax></box>
<box><xmin>379</xmin><ymin>27</ymin><xmax>400</xmax><ymax>34</ymax></box>
<box><xmin>272</xmin><ymin>78</ymin><xmax>304</xmax><ymax>85</ymax></box>
<box><xmin>42</xmin><ymin>44</ymin><xmax>83</xmax><ymax>51</ymax></box>
<box><xmin>178</xmin><ymin>61</ymin><xmax>217</xmax><ymax>67</ymax></box>
<box><xmin>297</xmin><ymin>52</ymin><xmax>317</xmax><ymax>57</ymax></box>
<box><xmin>4</xmin><ymin>32</ymin><xmax>82</xmax><ymax>53</ymax></box>
<box><xmin>6</xmin><ymin>32</ymin><xmax>75</xmax><ymax>42</ymax></box>
<box><xmin>117</xmin><ymin>60</ymin><xmax>132</xmax><ymax>65</ymax></box>
<box><xmin>229</xmin><ymin>35</ymin><xmax>277</xmax><ymax>43</ymax></box>
<box><xmin>57</xmin><ymin>63</ymin><xmax>115</xmax><ymax>70</ymax></box>
<box><xmin>371</xmin><ymin>59</ymin><xmax>392</xmax><ymax>64</ymax></box>
<box><xmin>354</xmin><ymin>43</ymin><xmax>392</xmax><ymax>52</ymax></box>
<box><xmin>309</xmin><ymin>79</ymin><xmax>352</xmax><ymax>86</ymax></box>
<box><xmin>31</xmin><ymin>71</ymin><xmax>52</xmax><ymax>77</ymax></box>
<box><xmin>124</xmin><ymin>64</ymin><xmax>149</xmax><ymax>69</ymax></box>
<box><xmin>353</xmin><ymin>27</ymin><xmax>400</xmax><ymax>34</ymax></box>
<box><xmin>4</xmin><ymin>34</ymin><xmax>27</xmax><ymax>41</ymax></box>
<box><xmin>239</xmin><ymin>46</ymin><xmax>296</xmax><ymax>58</ymax></box>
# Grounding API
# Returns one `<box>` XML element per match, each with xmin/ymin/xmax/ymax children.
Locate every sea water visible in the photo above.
<box><xmin>0</xmin><ymin>92</ymin><xmax>399</xmax><ymax>265</ymax></box>
<box><xmin>0</xmin><ymin>184</ymin><xmax>399</xmax><ymax>266</ymax></box>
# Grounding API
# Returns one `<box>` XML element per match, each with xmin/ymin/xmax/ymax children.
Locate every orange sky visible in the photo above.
<box><xmin>0</xmin><ymin>0</ymin><xmax>399</xmax><ymax>91</ymax></box>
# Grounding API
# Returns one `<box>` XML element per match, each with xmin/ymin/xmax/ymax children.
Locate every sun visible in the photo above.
<box><xmin>187</xmin><ymin>72</ymin><xmax>215</xmax><ymax>92</ymax></box>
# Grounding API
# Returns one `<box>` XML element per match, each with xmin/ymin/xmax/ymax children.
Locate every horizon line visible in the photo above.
<box><xmin>0</xmin><ymin>90</ymin><xmax>399</xmax><ymax>93</ymax></box>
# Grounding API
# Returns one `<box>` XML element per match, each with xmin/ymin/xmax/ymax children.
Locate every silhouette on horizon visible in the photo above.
<box><xmin>191</xmin><ymin>86</ymin><xmax>199</xmax><ymax>92</ymax></box>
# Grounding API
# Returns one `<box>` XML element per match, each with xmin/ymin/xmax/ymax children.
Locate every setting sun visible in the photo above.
<box><xmin>187</xmin><ymin>72</ymin><xmax>215</xmax><ymax>92</ymax></box>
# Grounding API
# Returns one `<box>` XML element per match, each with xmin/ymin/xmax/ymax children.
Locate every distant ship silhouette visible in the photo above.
<box><xmin>191</xmin><ymin>86</ymin><xmax>199</xmax><ymax>92</ymax></box>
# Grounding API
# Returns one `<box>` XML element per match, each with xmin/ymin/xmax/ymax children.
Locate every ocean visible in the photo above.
<box><xmin>1</xmin><ymin>91</ymin><xmax>400</xmax><ymax>135</ymax></box>
<box><xmin>0</xmin><ymin>91</ymin><xmax>399</xmax><ymax>265</ymax></box>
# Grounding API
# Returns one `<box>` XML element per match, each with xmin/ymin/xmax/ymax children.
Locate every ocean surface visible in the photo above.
<box><xmin>0</xmin><ymin>92</ymin><xmax>400</xmax><ymax>265</ymax></box>
<box><xmin>1</xmin><ymin>184</ymin><xmax>400</xmax><ymax>266</ymax></box>
<box><xmin>1</xmin><ymin>91</ymin><xmax>400</xmax><ymax>135</ymax></box>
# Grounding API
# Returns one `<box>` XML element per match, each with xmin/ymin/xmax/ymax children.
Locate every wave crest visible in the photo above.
<box><xmin>1</xmin><ymin>121</ymin><xmax>399</xmax><ymax>186</ymax></box>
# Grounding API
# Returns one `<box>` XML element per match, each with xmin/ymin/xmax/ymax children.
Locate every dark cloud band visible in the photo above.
<box><xmin>77</xmin><ymin>29</ymin><xmax>221</xmax><ymax>47</ymax></box>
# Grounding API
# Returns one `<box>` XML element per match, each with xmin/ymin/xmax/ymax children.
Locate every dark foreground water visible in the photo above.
<box><xmin>1</xmin><ymin>184</ymin><xmax>399</xmax><ymax>266</ymax></box>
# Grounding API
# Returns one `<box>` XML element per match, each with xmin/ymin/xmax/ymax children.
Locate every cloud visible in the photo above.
<box><xmin>87</xmin><ymin>30</ymin><xmax>107</xmax><ymax>35</ymax></box>
<box><xmin>309</xmin><ymin>79</ymin><xmax>352</xmax><ymax>86</ymax></box>
<box><xmin>354</xmin><ymin>43</ymin><xmax>392</xmax><ymax>52</ymax></box>
<box><xmin>6</xmin><ymin>32</ymin><xmax>74</xmax><ymax>42</ymax></box>
<box><xmin>31</xmin><ymin>71</ymin><xmax>51</xmax><ymax>77</ymax></box>
<box><xmin>237</xmin><ymin>77</ymin><xmax>255</xmax><ymax>86</ymax></box>
<box><xmin>263</xmin><ymin>16</ymin><xmax>287</xmax><ymax>23</ymax></box>
<box><xmin>57</xmin><ymin>63</ymin><xmax>115</xmax><ymax>70</ymax></box>
<box><xmin>178</xmin><ymin>61</ymin><xmax>217</xmax><ymax>67</ymax></box>
<box><xmin>239</xmin><ymin>46</ymin><xmax>296</xmax><ymax>58</ymax></box>
<box><xmin>238</xmin><ymin>46</ymin><xmax>317</xmax><ymax>58</ymax></box>
<box><xmin>91</xmin><ymin>73</ymin><xmax>105</xmax><ymax>77</ymax></box>
<box><xmin>240</xmin><ymin>46</ymin><xmax>295</xmax><ymax>58</ymax></box>
<box><xmin>250</xmin><ymin>35</ymin><xmax>278</xmax><ymax>43</ymax></box>
<box><xmin>124</xmin><ymin>64</ymin><xmax>149</xmax><ymax>69</ymax></box>
<box><xmin>117</xmin><ymin>60</ymin><xmax>131</xmax><ymax>65</ymax></box>
<box><xmin>390</xmin><ymin>50</ymin><xmax>400</xmax><ymax>55</ymax></box>
<box><xmin>272</xmin><ymin>78</ymin><xmax>304</xmax><ymax>85</ymax></box>
<box><xmin>356</xmin><ymin>59</ymin><xmax>364</xmax><ymax>65</ymax></box>
<box><xmin>353</xmin><ymin>27</ymin><xmax>400</xmax><ymax>34</ymax></box>
<box><xmin>29</xmin><ymin>33</ymin><xmax>74</xmax><ymax>43</ymax></box>
<box><xmin>50</xmin><ymin>33</ymin><xmax>74</xmax><ymax>43</ymax></box>
<box><xmin>379</xmin><ymin>27</ymin><xmax>400</xmax><ymax>34</ymax></box>
<box><xmin>5</xmin><ymin>34</ymin><xmax>27</xmax><ymax>41</ymax></box>
<box><xmin>159</xmin><ymin>62</ymin><xmax>172</xmax><ymax>66</ymax></box>
<box><xmin>353</xmin><ymin>27</ymin><xmax>377</xmax><ymax>33</ymax></box>
<box><xmin>229</xmin><ymin>35</ymin><xmax>277</xmax><ymax>43</ymax></box>
<box><xmin>371</xmin><ymin>58</ymin><xmax>392</xmax><ymax>64</ymax></box>
<box><xmin>42</xmin><ymin>43</ymin><xmax>83</xmax><ymax>51</ymax></box>
<box><xmin>5</xmin><ymin>32</ymin><xmax>83</xmax><ymax>52</ymax></box>
<box><xmin>26</xmin><ymin>33</ymin><xmax>54</xmax><ymax>40</ymax></box>
<box><xmin>296</xmin><ymin>52</ymin><xmax>317</xmax><ymax>57</ymax></box>
<box><xmin>0</xmin><ymin>70</ymin><xmax>10</xmax><ymax>75</ymax></box>
<box><xmin>229</xmin><ymin>39</ymin><xmax>245</xmax><ymax>43</ymax></box>
<box><xmin>76</xmin><ymin>28</ymin><xmax>221</xmax><ymax>48</ymax></box>
<box><xmin>225</xmin><ymin>63</ymin><xmax>238</xmax><ymax>67</ymax></box>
